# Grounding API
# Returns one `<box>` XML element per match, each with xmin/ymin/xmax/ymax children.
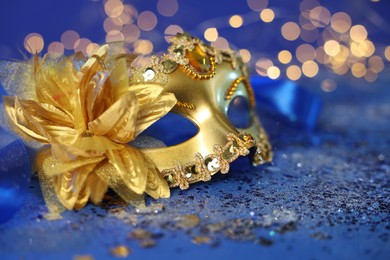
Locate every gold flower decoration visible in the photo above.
<box><xmin>2</xmin><ymin>44</ymin><xmax>177</xmax><ymax>212</ymax></box>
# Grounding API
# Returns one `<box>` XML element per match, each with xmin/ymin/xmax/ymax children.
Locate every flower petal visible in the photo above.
<box><xmin>42</xmin><ymin>155</ymin><xmax>105</xmax><ymax>176</ymax></box>
<box><xmin>134</xmin><ymin>92</ymin><xmax>177</xmax><ymax>136</ymax></box>
<box><xmin>88</xmin><ymin>92</ymin><xmax>139</xmax><ymax>143</ymax></box>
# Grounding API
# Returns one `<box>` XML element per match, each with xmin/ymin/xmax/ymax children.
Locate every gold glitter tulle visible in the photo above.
<box><xmin>1</xmin><ymin>44</ymin><xmax>176</xmax><ymax>212</ymax></box>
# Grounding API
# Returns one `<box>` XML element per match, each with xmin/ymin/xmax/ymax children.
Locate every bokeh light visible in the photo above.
<box><xmin>321</xmin><ymin>79</ymin><xmax>337</xmax><ymax>92</ymax></box>
<box><xmin>211</xmin><ymin>37</ymin><xmax>229</xmax><ymax>49</ymax></box>
<box><xmin>229</xmin><ymin>15</ymin><xmax>243</xmax><ymax>28</ymax></box>
<box><xmin>137</xmin><ymin>11</ymin><xmax>158</xmax><ymax>31</ymax></box>
<box><xmin>331</xmin><ymin>12</ymin><xmax>351</xmax><ymax>33</ymax></box>
<box><xmin>164</xmin><ymin>25</ymin><xmax>183</xmax><ymax>42</ymax></box>
<box><xmin>260</xmin><ymin>9</ymin><xmax>275</xmax><ymax>23</ymax></box>
<box><xmin>267</xmin><ymin>66</ymin><xmax>281</xmax><ymax>79</ymax></box>
<box><xmin>247</xmin><ymin>0</ymin><xmax>268</xmax><ymax>11</ymax></box>
<box><xmin>204</xmin><ymin>28</ymin><xmax>218</xmax><ymax>42</ymax></box>
<box><xmin>157</xmin><ymin>0</ymin><xmax>179</xmax><ymax>17</ymax></box>
<box><xmin>384</xmin><ymin>46</ymin><xmax>390</xmax><ymax>61</ymax></box>
<box><xmin>281</xmin><ymin>22</ymin><xmax>300</xmax><ymax>41</ymax></box>
<box><xmin>324</xmin><ymin>40</ymin><xmax>340</xmax><ymax>56</ymax></box>
<box><xmin>350</xmin><ymin>25</ymin><xmax>368</xmax><ymax>42</ymax></box>
<box><xmin>60</xmin><ymin>30</ymin><xmax>79</xmax><ymax>50</ymax></box>
<box><xmin>278</xmin><ymin>50</ymin><xmax>292</xmax><ymax>64</ymax></box>
<box><xmin>24</xmin><ymin>33</ymin><xmax>44</xmax><ymax>54</ymax></box>
<box><xmin>256</xmin><ymin>58</ymin><xmax>273</xmax><ymax>76</ymax></box>
<box><xmin>309</xmin><ymin>6</ymin><xmax>331</xmax><ymax>28</ymax></box>
<box><xmin>122</xmin><ymin>24</ymin><xmax>141</xmax><ymax>42</ymax></box>
<box><xmin>134</xmin><ymin>39</ymin><xmax>153</xmax><ymax>55</ymax></box>
<box><xmin>302</xmin><ymin>60</ymin><xmax>319</xmax><ymax>77</ymax></box>
<box><xmin>239</xmin><ymin>49</ymin><xmax>251</xmax><ymax>63</ymax></box>
<box><xmin>286</xmin><ymin>65</ymin><xmax>302</xmax><ymax>81</ymax></box>
<box><xmin>104</xmin><ymin>0</ymin><xmax>124</xmax><ymax>18</ymax></box>
<box><xmin>47</xmin><ymin>41</ymin><xmax>64</xmax><ymax>56</ymax></box>
<box><xmin>296</xmin><ymin>44</ymin><xmax>316</xmax><ymax>63</ymax></box>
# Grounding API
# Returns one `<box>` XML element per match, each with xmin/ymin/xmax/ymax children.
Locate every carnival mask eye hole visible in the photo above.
<box><xmin>227</xmin><ymin>95</ymin><xmax>252</xmax><ymax>129</ymax></box>
<box><xmin>141</xmin><ymin>112</ymin><xmax>199</xmax><ymax>146</ymax></box>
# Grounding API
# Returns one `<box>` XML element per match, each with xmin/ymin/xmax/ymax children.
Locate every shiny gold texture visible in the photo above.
<box><xmin>137</xmin><ymin>33</ymin><xmax>272</xmax><ymax>188</ymax></box>
<box><xmin>2</xmin><ymin>44</ymin><xmax>176</xmax><ymax>211</ymax></box>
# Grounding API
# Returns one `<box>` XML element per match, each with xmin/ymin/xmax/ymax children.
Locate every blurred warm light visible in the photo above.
<box><xmin>104</xmin><ymin>17</ymin><xmax>123</xmax><ymax>33</ymax></box>
<box><xmin>332</xmin><ymin>44</ymin><xmax>349</xmax><ymax>62</ymax></box>
<box><xmin>281</xmin><ymin>22</ymin><xmax>300</xmax><ymax>41</ymax></box>
<box><xmin>61</xmin><ymin>30</ymin><xmax>80</xmax><ymax>50</ymax></box>
<box><xmin>122</xmin><ymin>4</ymin><xmax>138</xmax><ymax>23</ymax></box>
<box><xmin>104</xmin><ymin>0</ymin><xmax>124</xmax><ymax>18</ymax></box>
<box><xmin>256</xmin><ymin>58</ymin><xmax>273</xmax><ymax>76</ymax></box>
<box><xmin>300</xmin><ymin>0</ymin><xmax>320</xmax><ymax>12</ymax></box>
<box><xmin>286</xmin><ymin>65</ymin><xmax>302</xmax><ymax>80</ymax></box>
<box><xmin>315</xmin><ymin>46</ymin><xmax>330</xmax><ymax>64</ymax></box>
<box><xmin>332</xmin><ymin>63</ymin><xmax>349</xmax><ymax>75</ymax></box>
<box><xmin>122</xmin><ymin>24</ymin><xmax>141</xmax><ymax>42</ymax></box>
<box><xmin>331</xmin><ymin>12</ymin><xmax>351</xmax><ymax>33</ymax></box>
<box><xmin>350</xmin><ymin>25</ymin><xmax>368</xmax><ymax>42</ymax></box>
<box><xmin>302</xmin><ymin>60</ymin><xmax>319</xmax><ymax>77</ymax></box>
<box><xmin>106</xmin><ymin>31</ymin><xmax>124</xmax><ymax>42</ymax></box>
<box><xmin>385</xmin><ymin>46</ymin><xmax>390</xmax><ymax>61</ymax></box>
<box><xmin>204</xmin><ymin>28</ymin><xmax>219</xmax><ymax>42</ymax></box>
<box><xmin>296</xmin><ymin>44</ymin><xmax>316</xmax><ymax>63</ymax></box>
<box><xmin>137</xmin><ymin>11</ymin><xmax>158</xmax><ymax>31</ymax></box>
<box><xmin>350</xmin><ymin>40</ymin><xmax>375</xmax><ymax>58</ymax></box>
<box><xmin>267</xmin><ymin>66</ymin><xmax>280</xmax><ymax>79</ymax></box>
<box><xmin>368</xmin><ymin>56</ymin><xmax>384</xmax><ymax>73</ymax></box>
<box><xmin>247</xmin><ymin>0</ymin><xmax>268</xmax><ymax>11</ymax></box>
<box><xmin>74</xmin><ymin>38</ymin><xmax>92</xmax><ymax>55</ymax></box>
<box><xmin>24</xmin><ymin>33</ymin><xmax>44</xmax><ymax>54</ymax></box>
<box><xmin>86</xmin><ymin>43</ymin><xmax>99</xmax><ymax>56</ymax></box>
<box><xmin>300</xmin><ymin>28</ymin><xmax>319</xmax><ymax>42</ymax></box>
<box><xmin>157</xmin><ymin>0</ymin><xmax>179</xmax><ymax>17</ymax></box>
<box><xmin>299</xmin><ymin>13</ymin><xmax>316</xmax><ymax>31</ymax></box>
<box><xmin>260</xmin><ymin>8</ymin><xmax>275</xmax><ymax>23</ymax></box>
<box><xmin>229</xmin><ymin>15</ymin><xmax>243</xmax><ymax>28</ymax></box>
<box><xmin>364</xmin><ymin>69</ymin><xmax>378</xmax><ymax>82</ymax></box>
<box><xmin>211</xmin><ymin>37</ymin><xmax>229</xmax><ymax>49</ymax></box>
<box><xmin>321</xmin><ymin>79</ymin><xmax>337</xmax><ymax>92</ymax></box>
<box><xmin>351</xmin><ymin>63</ymin><xmax>366</xmax><ymax>78</ymax></box>
<box><xmin>278</xmin><ymin>50</ymin><xmax>292</xmax><ymax>64</ymax></box>
<box><xmin>164</xmin><ymin>25</ymin><xmax>184</xmax><ymax>42</ymax></box>
<box><xmin>239</xmin><ymin>49</ymin><xmax>251</xmax><ymax>63</ymax></box>
<box><xmin>324</xmin><ymin>40</ymin><xmax>340</xmax><ymax>56</ymax></box>
<box><xmin>47</xmin><ymin>42</ymin><xmax>64</xmax><ymax>56</ymax></box>
<box><xmin>309</xmin><ymin>6</ymin><xmax>331</xmax><ymax>28</ymax></box>
<box><xmin>134</xmin><ymin>40</ymin><xmax>153</xmax><ymax>55</ymax></box>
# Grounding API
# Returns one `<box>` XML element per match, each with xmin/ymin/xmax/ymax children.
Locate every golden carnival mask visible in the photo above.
<box><xmin>130</xmin><ymin>33</ymin><xmax>273</xmax><ymax>190</ymax></box>
<box><xmin>1</xmin><ymin>33</ymin><xmax>272</xmax><ymax>212</ymax></box>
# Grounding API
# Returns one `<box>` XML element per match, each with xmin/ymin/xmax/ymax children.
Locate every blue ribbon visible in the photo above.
<box><xmin>251</xmin><ymin>76</ymin><xmax>322</xmax><ymax>131</ymax></box>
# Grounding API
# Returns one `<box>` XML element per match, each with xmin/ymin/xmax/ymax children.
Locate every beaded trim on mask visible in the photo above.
<box><xmin>162</xmin><ymin>132</ymin><xmax>258</xmax><ymax>189</ymax></box>
<box><xmin>129</xmin><ymin>33</ymin><xmax>248</xmax><ymax>85</ymax></box>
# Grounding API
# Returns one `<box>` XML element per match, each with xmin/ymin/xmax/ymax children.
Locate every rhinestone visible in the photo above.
<box><xmin>185</xmin><ymin>172</ymin><xmax>192</xmax><ymax>178</ymax></box>
<box><xmin>207</xmin><ymin>158</ymin><xmax>220</xmax><ymax>172</ymax></box>
<box><xmin>186</xmin><ymin>45</ymin><xmax>211</xmax><ymax>73</ymax></box>
<box><xmin>164</xmin><ymin>174</ymin><xmax>175</xmax><ymax>184</ymax></box>
<box><xmin>142</xmin><ymin>68</ymin><xmax>155</xmax><ymax>81</ymax></box>
<box><xmin>161</xmin><ymin>59</ymin><xmax>178</xmax><ymax>73</ymax></box>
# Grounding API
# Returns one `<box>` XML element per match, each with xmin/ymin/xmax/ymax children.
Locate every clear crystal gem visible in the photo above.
<box><xmin>207</xmin><ymin>158</ymin><xmax>220</xmax><ymax>172</ymax></box>
<box><xmin>142</xmin><ymin>67</ymin><xmax>155</xmax><ymax>81</ymax></box>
